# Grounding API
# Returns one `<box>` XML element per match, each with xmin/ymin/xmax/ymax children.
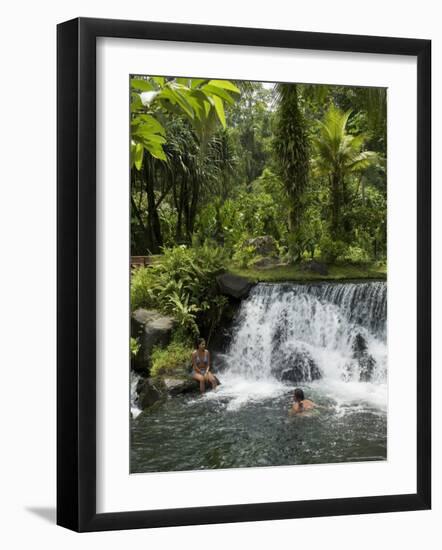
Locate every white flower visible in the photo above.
<box><xmin>140</xmin><ymin>91</ymin><xmax>159</xmax><ymax>106</ymax></box>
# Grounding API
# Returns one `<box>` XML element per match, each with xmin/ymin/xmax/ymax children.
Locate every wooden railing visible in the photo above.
<box><xmin>130</xmin><ymin>256</ymin><xmax>159</xmax><ymax>270</ymax></box>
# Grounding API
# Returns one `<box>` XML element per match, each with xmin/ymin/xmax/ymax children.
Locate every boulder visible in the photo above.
<box><xmin>352</xmin><ymin>333</ymin><xmax>368</xmax><ymax>355</ymax></box>
<box><xmin>163</xmin><ymin>377</ymin><xmax>200</xmax><ymax>396</ymax></box>
<box><xmin>244</xmin><ymin>235</ymin><xmax>278</xmax><ymax>257</ymax></box>
<box><xmin>299</xmin><ymin>260</ymin><xmax>329</xmax><ymax>276</ymax></box>
<box><xmin>352</xmin><ymin>333</ymin><xmax>376</xmax><ymax>382</ymax></box>
<box><xmin>250</xmin><ymin>257</ymin><xmax>282</xmax><ymax>269</ymax></box>
<box><xmin>131</xmin><ymin>309</ymin><xmax>176</xmax><ymax>372</ymax></box>
<box><xmin>272</xmin><ymin>348</ymin><xmax>322</xmax><ymax>383</ymax></box>
<box><xmin>136</xmin><ymin>377</ymin><xmax>163</xmax><ymax>409</ymax></box>
<box><xmin>135</xmin><ymin>372</ymin><xmax>222</xmax><ymax>409</ymax></box>
<box><xmin>358</xmin><ymin>355</ymin><xmax>376</xmax><ymax>382</ymax></box>
<box><xmin>216</xmin><ymin>273</ymin><xmax>253</xmax><ymax>300</ymax></box>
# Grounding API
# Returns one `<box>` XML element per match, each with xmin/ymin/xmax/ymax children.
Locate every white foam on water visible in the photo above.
<box><xmin>312</xmin><ymin>379</ymin><xmax>388</xmax><ymax>411</ymax></box>
<box><xmin>203</xmin><ymin>373</ymin><xmax>288</xmax><ymax>411</ymax></box>
<box><xmin>130</xmin><ymin>371</ymin><xmax>142</xmax><ymax>419</ymax></box>
<box><xmin>210</xmin><ymin>282</ymin><xmax>387</xmax><ymax>412</ymax></box>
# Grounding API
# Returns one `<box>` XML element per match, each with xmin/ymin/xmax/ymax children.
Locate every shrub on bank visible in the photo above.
<box><xmin>150</xmin><ymin>341</ymin><xmax>193</xmax><ymax>378</ymax></box>
<box><xmin>130</xmin><ymin>337</ymin><xmax>140</xmax><ymax>357</ymax></box>
<box><xmin>131</xmin><ymin>265</ymin><xmax>156</xmax><ymax>311</ymax></box>
<box><xmin>130</xmin><ymin>244</ymin><xmax>228</xmax><ymax>338</ymax></box>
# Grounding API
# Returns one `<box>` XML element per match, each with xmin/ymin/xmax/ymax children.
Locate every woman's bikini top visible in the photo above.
<box><xmin>195</xmin><ymin>351</ymin><xmax>209</xmax><ymax>367</ymax></box>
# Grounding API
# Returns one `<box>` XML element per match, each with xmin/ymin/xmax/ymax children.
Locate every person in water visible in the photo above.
<box><xmin>192</xmin><ymin>338</ymin><xmax>218</xmax><ymax>393</ymax></box>
<box><xmin>290</xmin><ymin>388</ymin><xmax>319</xmax><ymax>414</ymax></box>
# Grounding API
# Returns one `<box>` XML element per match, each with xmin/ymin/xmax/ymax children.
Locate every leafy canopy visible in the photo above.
<box><xmin>130</xmin><ymin>77</ymin><xmax>240</xmax><ymax>166</ymax></box>
<box><xmin>313</xmin><ymin>104</ymin><xmax>378</xmax><ymax>178</ymax></box>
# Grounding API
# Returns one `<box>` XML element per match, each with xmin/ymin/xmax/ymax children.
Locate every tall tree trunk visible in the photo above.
<box><xmin>273</xmin><ymin>83</ymin><xmax>309</xmax><ymax>247</ymax></box>
<box><xmin>187</xmin><ymin>177</ymin><xmax>200</xmax><ymax>240</ymax></box>
<box><xmin>182</xmin><ymin>177</ymin><xmax>191</xmax><ymax>244</ymax></box>
<box><xmin>130</xmin><ymin>169</ymin><xmax>147</xmax><ymax>254</ymax></box>
<box><xmin>341</xmin><ymin>178</ymin><xmax>352</xmax><ymax>236</ymax></box>
<box><xmin>331</xmin><ymin>173</ymin><xmax>341</xmax><ymax>239</ymax></box>
<box><xmin>288</xmin><ymin>196</ymin><xmax>299</xmax><ymax>234</ymax></box>
<box><xmin>175</xmin><ymin>176</ymin><xmax>185</xmax><ymax>243</ymax></box>
<box><xmin>143</xmin><ymin>154</ymin><xmax>163</xmax><ymax>254</ymax></box>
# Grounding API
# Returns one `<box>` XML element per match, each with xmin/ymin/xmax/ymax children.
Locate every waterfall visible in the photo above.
<box><xmin>130</xmin><ymin>371</ymin><xmax>142</xmax><ymax>418</ymax></box>
<box><xmin>216</xmin><ymin>281</ymin><xmax>387</xmax><ymax>410</ymax></box>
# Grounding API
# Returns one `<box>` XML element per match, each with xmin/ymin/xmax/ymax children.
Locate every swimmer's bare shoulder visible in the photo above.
<box><xmin>289</xmin><ymin>399</ymin><xmax>325</xmax><ymax>415</ymax></box>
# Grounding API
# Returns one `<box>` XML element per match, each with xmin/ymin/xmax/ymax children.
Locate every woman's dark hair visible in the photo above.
<box><xmin>196</xmin><ymin>337</ymin><xmax>206</xmax><ymax>348</ymax></box>
<box><xmin>294</xmin><ymin>388</ymin><xmax>304</xmax><ymax>401</ymax></box>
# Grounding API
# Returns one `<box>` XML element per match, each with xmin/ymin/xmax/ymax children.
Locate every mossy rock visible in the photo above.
<box><xmin>136</xmin><ymin>377</ymin><xmax>164</xmax><ymax>409</ymax></box>
<box><xmin>162</xmin><ymin>377</ymin><xmax>200</xmax><ymax>395</ymax></box>
<box><xmin>131</xmin><ymin>309</ymin><xmax>176</xmax><ymax>373</ymax></box>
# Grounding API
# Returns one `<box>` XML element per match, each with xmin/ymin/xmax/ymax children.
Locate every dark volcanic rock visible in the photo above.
<box><xmin>163</xmin><ymin>375</ymin><xmax>221</xmax><ymax>395</ymax></box>
<box><xmin>137</xmin><ymin>377</ymin><xmax>163</xmax><ymax>409</ymax></box>
<box><xmin>352</xmin><ymin>333</ymin><xmax>376</xmax><ymax>382</ymax></box>
<box><xmin>244</xmin><ymin>235</ymin><xmax>278</xmax><ymax>256</ymax></box>
<box><xmin>131</xmin><ymin>309</ymin><xmax>176</xmax><ymax>372</ymax></box>
<box><xmin>163</xmin><ymin>377</ymin><xmax>200</xmax><ymax>395</ymax></box>
<box><xmin>216</xmin><ymin>273</ymin><xmax>253</xmax><ymax>300</ymax></box>
<box><xmin>358</xmin><ymin>355</ymin><xmax>376</xmax><ymax>382</ymax></box>
<box><xmin>352</xmin><ymin>333</ymin><xmax>368</xmax><ymax>355</ymax></box>
<box><xmin>299</xmin><ymin>260</ymin><xmax>329</xmax><ymax>276</ymax></box>
<box><xmin>136</xmin><ymin>374</ymin><xmax>221</xmax><ymax>409</ymax></box>
<box><xmin>273</xmin><ymin>348</ymin><xmax>322</xmax><ymax>383</ymax></box>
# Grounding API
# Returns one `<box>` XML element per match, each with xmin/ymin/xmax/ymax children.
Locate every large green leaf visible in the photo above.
<box><xmin>130</xmin><ymin>92</ymin><xmax>143</xmax><ymax>112</ymax></box>
<box><xmin>152</xmin><ymin>76</ymin><xmax>165</xmax><ymax>86</ymax></box>
<box><xmin>176</xmin><ymin>77</ymin><xmax>193</xmax><ymax>87</ymax></box>
<box><xmin>185</xmin><ymin>94</ymin><xmax>206</xmax><ymax>120</ymax></box>
<box><xmin>190</xmin><ymin>78</ymin><xmax>209</xmax><ymax>88</ymax></box>
<box><xmin>133</xmin><ymin>142</ymin><xmax>144</xmax><ymax>170</ymax></box>
<box><xmin>201</xmin><ymin>84</ymin><xmax>235</xmax><ymax>105</ymax></box>
<box><xmin>212</xmin><ymin>95</ymin><xmax>226</xmax><ymax>127</ymax></box>
<box><xmin>132</xmin><ymin>114</ymin><xmax>166</xmax><ymax>136</ymax></box>
<box><xmin>208</xmin><ymin>80</ymin><xmax>240</xmax><ymax>94</ymax></box>
<box><xmin>138</xmin><ymin>131</ymin><xmax>167</xmax><ymax>145</ymax></box>
<box><xmin>143</xmin><ymin>141</ymin><xmax>167</xmax><ymax>161</ymax></box>
<box><xmin>159</xmin><ymin>88</ymin><xmax>194</xmax><ymax>120</ymax></box>
<box><xmin>131</xmin><ymin>78</ymin><xmax>154</xmax><ymax>92</ymax></box>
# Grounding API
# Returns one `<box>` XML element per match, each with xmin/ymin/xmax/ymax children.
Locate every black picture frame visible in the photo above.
<box><xmin>57</xmin><ymin>17</ymin><xmax>431</xmax><ymax>532</ymax></box>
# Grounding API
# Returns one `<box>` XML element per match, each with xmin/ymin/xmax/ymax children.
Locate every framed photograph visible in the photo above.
<box><xmin>57</xmin><ymin>17</ymin><xmax>431</xmax><ymax>532</ymax></box>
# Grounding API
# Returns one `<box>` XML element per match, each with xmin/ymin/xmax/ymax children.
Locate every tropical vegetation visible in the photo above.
<box><xmin>130</xmin><ymin>76</ymin><xmax>387</xmax><ymax>342</ymax></box>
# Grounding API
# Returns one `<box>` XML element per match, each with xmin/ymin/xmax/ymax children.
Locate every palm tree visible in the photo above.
<box><xmin>272</xmin><ymin>84</ymin><xmax>310</xmax><ymax>233</ymax></box>
<box><xmin>313</xmin><ymin>104</ymin><xmax>378</xmax><ymax>239</ymax></box>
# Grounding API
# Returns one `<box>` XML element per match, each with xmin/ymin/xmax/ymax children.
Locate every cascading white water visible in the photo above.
<box><xmin>212</xmin><ymin>281</ymin><xmax>387</xmax><ymax>411</ymax></box>
<box><xmin>130</xmin><ymin>371</ymin><xmax>142</xmax><ymax>418</ymax></box>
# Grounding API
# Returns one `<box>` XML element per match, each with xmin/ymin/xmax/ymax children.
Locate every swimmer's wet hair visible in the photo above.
<box><xmin>294</xmin><ymin>388</ymin><xmax>304</xmax><ymax>401</ymax></box>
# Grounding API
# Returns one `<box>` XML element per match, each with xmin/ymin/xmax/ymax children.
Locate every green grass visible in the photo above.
<box><xmin>227</xmin><ymin>262</ymin><xmax>387</xmax><ymax>283</ymax></box>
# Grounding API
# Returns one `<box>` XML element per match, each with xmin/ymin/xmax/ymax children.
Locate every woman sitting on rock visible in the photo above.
<box><xmin>192</xmin><ymin>338</ymin><xmax>218</xmax><ymax>394</ymax></box>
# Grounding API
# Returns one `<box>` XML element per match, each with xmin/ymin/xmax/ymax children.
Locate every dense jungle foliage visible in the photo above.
<box><xmin>130</xmin><ymin>76</ymin><xmax>387</xmax><ymax>341</ymax></box>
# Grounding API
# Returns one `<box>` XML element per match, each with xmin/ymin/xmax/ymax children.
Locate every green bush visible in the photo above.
<box><xmin>130</xmin><ymin>337</ymin><xmax>140</xmax><ymax>357</ymax></box>
<box><xmin>150</xmin><ymin>341</ymin><xmax>193</xmax><ymax>377</ymax></box>
<box><xmin>343</xmin><ymin>245</ymin><xmax>371</xmax><ymax>264</ymax></box>
<box><xmin>232</xmin><ymin>238</ymin><xmax>257</xmax><ymax>268</ymax></box>
<box><xmin>130</xmin><ymin>244</ymin><xmax>228</xmax><ymax>338</ymax></box>
<box><xmin>318</xmin><ymin>234</ymin><xmax>347</xmax><ymax>263</ymax></box>
<box><xmin>194</xmin><ymin>177</ymin><xmax>286</xmax><ymax>255</ymax></box>
<box><xmin>131</xmin><ymin>266</ymin><xmax>157</xmax><ymax>311</ymax></box>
